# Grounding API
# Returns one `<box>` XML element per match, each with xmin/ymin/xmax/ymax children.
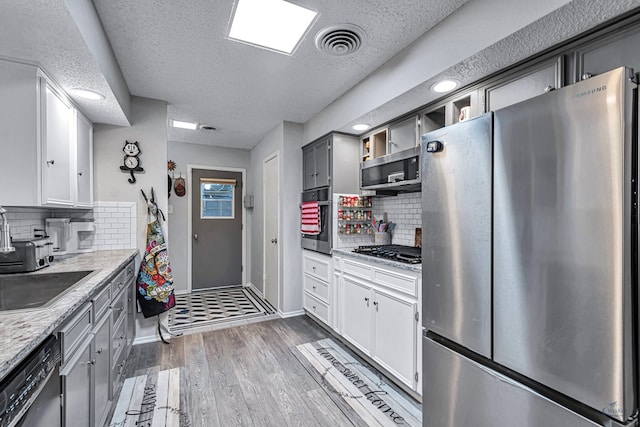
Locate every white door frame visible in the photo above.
<box><xmin>187</xmin><ymin>164</ymin><xmax>247</xmax><ymax>293</ymax></box>
<box><xmin>263</xmin><ymin>151</ymin><xmax>280</xmax><ymax>309</ymax></box>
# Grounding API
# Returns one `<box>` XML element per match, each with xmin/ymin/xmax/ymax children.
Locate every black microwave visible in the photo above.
<box><xmin>360</xmin><ymin>146</ymin><xmax>420</xmax><ymax>191</ymax></box>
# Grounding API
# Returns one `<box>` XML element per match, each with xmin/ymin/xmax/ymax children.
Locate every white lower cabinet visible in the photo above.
<box><xmin>341</xmin><ymin>275</ymin><xmax>373</xmax><ymax>354</ymax></box>
<box><xmin>372</xmin><ymin>290</ymin><xmax>417</xmax><ymax>388</ymax></box>
<box><xmin>338</xmin><ymin>254</ymin><xmax>421</xmax><ymax>393</ymax></box>
<box><xmin>302</xmin><ymin>250</ymin><xmax>332</xmax><ymax>326</ymax></box>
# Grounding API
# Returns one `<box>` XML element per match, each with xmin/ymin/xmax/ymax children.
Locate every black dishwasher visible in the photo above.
<box><xmin>0</xmin><ymin>336</ymin><xmax>61</xmax><ymax>427</ymax></box>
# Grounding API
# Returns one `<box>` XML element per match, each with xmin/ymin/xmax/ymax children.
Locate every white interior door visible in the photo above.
<box><xmin>263</xmin><ymin>154</ymin><xmax>279</xmax><ymax>308</ymax></box>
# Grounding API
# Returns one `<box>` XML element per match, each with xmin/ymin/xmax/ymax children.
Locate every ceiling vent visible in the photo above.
<box><xmin>315</xmin><ymin>24</ymin><xmax>365</xmax><ymax>56</ymax></box>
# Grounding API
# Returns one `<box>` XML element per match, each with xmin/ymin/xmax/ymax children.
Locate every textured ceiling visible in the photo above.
<box><xmin>92</xmin><ymin>0</ymin><xmax>467</xmax><ymax>149</ymax></box>
<box><xmin>3</xmin><ymin>1</ymin><xmax>639</xmax><ymax>152</ymax></box>
<box><xmin>337</xmin><ymin>0</ymin><xmax>640</xmax><ymax>135</ymax></box>
<box><xmin>0</xmin><ymin>0</ymin><xmax>129</xmax><ymax>126</ymax></box>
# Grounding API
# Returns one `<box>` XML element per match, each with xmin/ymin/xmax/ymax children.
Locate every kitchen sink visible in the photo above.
<box><xmin>0</xmin><ymin>270</ymin><xmax>98</xmax><ymax>311</ymax></box>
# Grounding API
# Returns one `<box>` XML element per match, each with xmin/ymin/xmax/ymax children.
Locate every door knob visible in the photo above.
<box><xmin>193</xmin><ymin>234</ymin><xmax>198</xmax><ymax>240</ymax></box>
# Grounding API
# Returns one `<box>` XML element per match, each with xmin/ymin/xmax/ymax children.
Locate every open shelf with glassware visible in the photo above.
<box><xmin>338</xmin><ymin>195</ymin><xmax>373</xmax><ymax>235</ymax></box>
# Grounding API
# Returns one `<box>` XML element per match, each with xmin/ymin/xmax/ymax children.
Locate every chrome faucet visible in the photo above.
<box><xmin>0</xmin><ymin>206</ymin><xmax>15</xmax><ymax>253</ymax></box>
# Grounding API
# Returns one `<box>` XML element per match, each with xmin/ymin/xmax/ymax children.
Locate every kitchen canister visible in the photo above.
<box><xmin>374</xmin><ymin>231</ymin><xmax>390</xmax><ymax>245</ymax></box>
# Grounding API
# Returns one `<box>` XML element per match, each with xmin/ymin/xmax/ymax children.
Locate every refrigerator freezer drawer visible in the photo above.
<box><xmin>423</xmin><ymin>336</ymin><xmax>608</xmax><ymax>427</ymax></box>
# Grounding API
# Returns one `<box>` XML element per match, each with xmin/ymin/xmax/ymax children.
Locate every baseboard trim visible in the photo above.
<box><xmin>279</xmin><ymin>309</ymin><xmax>305</xmax><ymax>318</ymax></box>
<box><xmin>244</xmin><ymin>282</ymin><xmax>263</xmax><ymax>297</ymax></box>
<box><xmin>133</xmin><ymin>335</ymin><xmax>162</xmax><ymax>345</ymax></box>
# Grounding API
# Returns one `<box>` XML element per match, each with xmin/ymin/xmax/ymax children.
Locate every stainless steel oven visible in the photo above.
<box><xmin>301</xmin><ymin>187</ymin><xmax>331</xmax><ymax>254</ymax></box>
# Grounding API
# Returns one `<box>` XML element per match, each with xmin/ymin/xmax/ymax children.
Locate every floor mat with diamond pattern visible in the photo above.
<box><xmin>168</xmin><ymin>287</ymin><xmax>276</xmax><ymax>333</ymax></box>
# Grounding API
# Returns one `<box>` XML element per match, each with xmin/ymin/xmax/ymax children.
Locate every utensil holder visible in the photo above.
<box><xmin>374</xmin><ymin>231</ymin><xmax>390</xmax><ymax>245</ymax></box>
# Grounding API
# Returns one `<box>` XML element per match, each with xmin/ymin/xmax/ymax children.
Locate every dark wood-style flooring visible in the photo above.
<box><xmin>122</xmin><ymin>316</ymin><xmax>357</xmax><ymax>427</ymax></box>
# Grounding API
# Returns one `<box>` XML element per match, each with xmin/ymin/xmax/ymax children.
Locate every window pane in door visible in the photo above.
<box><xmin>200</xmin><ymin>180</ymin><xmax>235</xmax><ymax>219</ymax></box>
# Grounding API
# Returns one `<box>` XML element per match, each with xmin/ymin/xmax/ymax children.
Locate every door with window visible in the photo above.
<box><xmin>192</xmin><ymin>168</ymin><xmax>243</xmax><ymax>290</ymax></box>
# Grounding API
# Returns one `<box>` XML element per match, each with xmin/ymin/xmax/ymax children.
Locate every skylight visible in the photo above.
<box><xmin>171</xmin><ymin>120</ymin><xmax>198</xmax><ymax>130</ymax></box>
<box><xmin>228</xmin><ymin>0</ymin><xmax>317</xmax><ymax>55</ymax></box>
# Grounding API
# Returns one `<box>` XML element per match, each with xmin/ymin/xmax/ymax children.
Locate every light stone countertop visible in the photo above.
<box><xmin>0</xmin><ymin>249</ymin><xmax>138</xmax><ymax>381</ymax></box>
<box><xmin>332</xmin><ymin>248</ymin><xmax>422</xmax><ymax>273</ymax></box>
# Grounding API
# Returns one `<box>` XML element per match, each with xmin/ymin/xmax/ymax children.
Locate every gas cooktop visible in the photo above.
<box><xmin>352</xmin><ymin>244</ymin><xmax>421</xmax><ymax>264</ymax></box>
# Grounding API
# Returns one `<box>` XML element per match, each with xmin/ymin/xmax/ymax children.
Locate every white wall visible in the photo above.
<box><xmin>249</xmin><ymin>121</ymin><xmax>304</xmax><ymax>314</ymax></box>
<box><xmin>166</xmin><ymin>141</ymin><xmax>251</xmax><ymax>293</ymax></box>
<box><xmin>93</xmin><ymin>95</ymin><xmax>168</xmax><ymax>340</ymax></box>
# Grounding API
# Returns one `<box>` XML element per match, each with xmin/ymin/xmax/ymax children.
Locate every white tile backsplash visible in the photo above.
<box><xmin>2</xmin><ymin>202</ymin><xmax>136</xmax><ymax>251</ymax></box>
<box><xmin>93</xmin><ymin>202</ymin><xmax>136</xmax><ymax>250</ymax></box>
<box><xmin>372</xmin><ymin>192</ymin><xmax>422</xmax><ymax>247</ymax></box>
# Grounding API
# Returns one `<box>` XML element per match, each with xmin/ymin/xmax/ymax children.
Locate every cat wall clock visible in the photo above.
<box><xmin>120</xmin><ymin>140</ymin><xmax>144</xmax><ymax>184</ymax></box>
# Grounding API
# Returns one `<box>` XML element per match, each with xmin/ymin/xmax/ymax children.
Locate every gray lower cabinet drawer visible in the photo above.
<box><xmin>92</xmin><ymin>284</ymin><xmax>111</xmax><ymax>321</ymax></box>
<box><xmin>111</xmin><ymin>287</ymin><xmax>127</xmax><ymax>328</ymax></box>
<box><xmin>59</xmin><ymin>303</ymin><xmax>92</xmax><ymax>365</ymax></box>
<box><xmin>111</xmin><ymin>335</ymin><xmax>128</xmax><ymax>397</ymax></box>
<box><xmin>111</xmin><ymin>314</ymin><xmax>127</xmax><ymax>370</ymax></box>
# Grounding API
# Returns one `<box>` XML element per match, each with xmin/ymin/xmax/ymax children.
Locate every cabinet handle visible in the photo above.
<box><xmin>373</xmin><ymin>301</ymin><xmax>379</xmax><ymax>311</ymax></box>
<box><xmin>312</xmin><ymin>266</ymin><xmax>316</xmax><ymax>271</ymax></box>
<box><xmin>47</xmin><ymin>160</ymin><xmax>55</xmax><ymax>166</ymax></box>
<box><xmin>364</xmin><ymin>297</ymin><xmax>369</xmax><ymax>306</ymax></box>
<box><xmin>312</xmin><ymin>285</ymin><xmax>316</xmax><ymax>291</ymax></box>
<box><xmin>87</xmin><ymin>359</ymin><xmax>96</xmax><ymax>365</ymax></box>
<box><xmin>96</xmin><ymin>348</ymin><xmax>103</xmax><ymax>354</ymax></box>
<box><xmin>78</xmin><ymin>171</ymin><xmax>83</xmax><ymax>176</ymax></box>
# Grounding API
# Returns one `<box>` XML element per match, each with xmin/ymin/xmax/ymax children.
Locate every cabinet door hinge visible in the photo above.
<box><xmin>414</xmin><ymin>311</ymin><xmax>419</xmax><ymax>322</ymax></box>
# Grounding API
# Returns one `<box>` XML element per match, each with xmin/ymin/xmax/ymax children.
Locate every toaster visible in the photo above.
<box><xmin>0</xmin><ymin>237</ymin><xmax>54</xmax><ymax>273</ymax></box>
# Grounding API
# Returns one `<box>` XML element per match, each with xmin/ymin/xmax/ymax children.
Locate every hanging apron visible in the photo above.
<box><xmin>137</xmin><ymin>217</ymin><xmax>176</xmax><ymax>318</ymax></box>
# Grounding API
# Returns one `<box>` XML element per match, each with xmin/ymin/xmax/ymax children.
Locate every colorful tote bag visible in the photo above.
<box><xmin>137</xmin><ymin>188</ymin><xmax>176</xmax><ymax>318</ymax></box>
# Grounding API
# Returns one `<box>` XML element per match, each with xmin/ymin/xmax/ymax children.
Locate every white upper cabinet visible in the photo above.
<box><xmin>75</xmin><ymin>111</ymin><xmax>94</xmax><ymax>207</ymax></box>
<box><xmin>42</xmin><ymin>82</ymin><xmax>74</xmax><ymax>206</ymax></box>
<box><xmin>0</xmin><ymin>59</ymin><xmax>93</xmax><ymax>207</ymax></box>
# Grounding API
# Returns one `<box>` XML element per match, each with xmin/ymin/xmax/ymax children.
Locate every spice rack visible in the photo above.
<box><xmin>338</xmin><ymin>195</ymin><xmax>373</xmax><ymax>235</ymax></box>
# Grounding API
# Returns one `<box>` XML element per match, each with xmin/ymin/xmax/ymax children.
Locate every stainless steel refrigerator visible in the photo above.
<box><xmin>421</xmin><ymin>67</ymin><xmax>638</xmax><ymax>427</ymax></box>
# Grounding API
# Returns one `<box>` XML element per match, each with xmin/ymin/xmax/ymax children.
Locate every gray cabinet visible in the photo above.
<box><xmin>576</xmin><ymin>26</ymin><xmax>640</xmax><ymax>82</ymax></box>
<box><xmin>302</xmin><ymin>137</ymin><xmax>330</xmax><ymax>190</ymax></box>
<box><xmin>387</xmin><ymin>116</ymin><xmax>418</xmax><ymax>154</ymax></box>
<box><xmin>93</xmin><ymin>311</ymin><xmax>111</xmax><ymax>427</ymax></box>
<box><xmin>302</xmin><ymin>133</ymin><xmax>360</xmax><ymax>194</ymax></box>
<box><xmin>61</xmin><ymin>335</ymin><xmax>92</xmax><ymax>427</ymax></box>
<box><xmin>485</xmin><ymin>57</ymin><xmax>563</xmax><ymax>111</ymax></box>
<box><xmin>56</xmin><ymin>260</ymin><xmax>136</xmax><ymax>427</ymax></box>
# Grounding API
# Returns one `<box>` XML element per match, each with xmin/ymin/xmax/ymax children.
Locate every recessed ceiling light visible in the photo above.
<box><xmin>69</xmin><ymin>88</ymin><xmax>105</xmax><ymax>100</ymax></box>
<box><xmin>431</xmin><ymin>80</ymin><xmax>459</xmax><ymax>93</ymax></box>
<box><xmin>228</xmin><ymin>0</ymin><xmax>317</xmax><ymax>55</ymax></box>
<box><xmin>352</xmin><ymin>123</ymin><xmax>371</xmax><ymax>131</ymax></box>
<box><xmin>171</xmin><ymin>120</ymin><xmax>199</xmax><ymax>130</ymax></box>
